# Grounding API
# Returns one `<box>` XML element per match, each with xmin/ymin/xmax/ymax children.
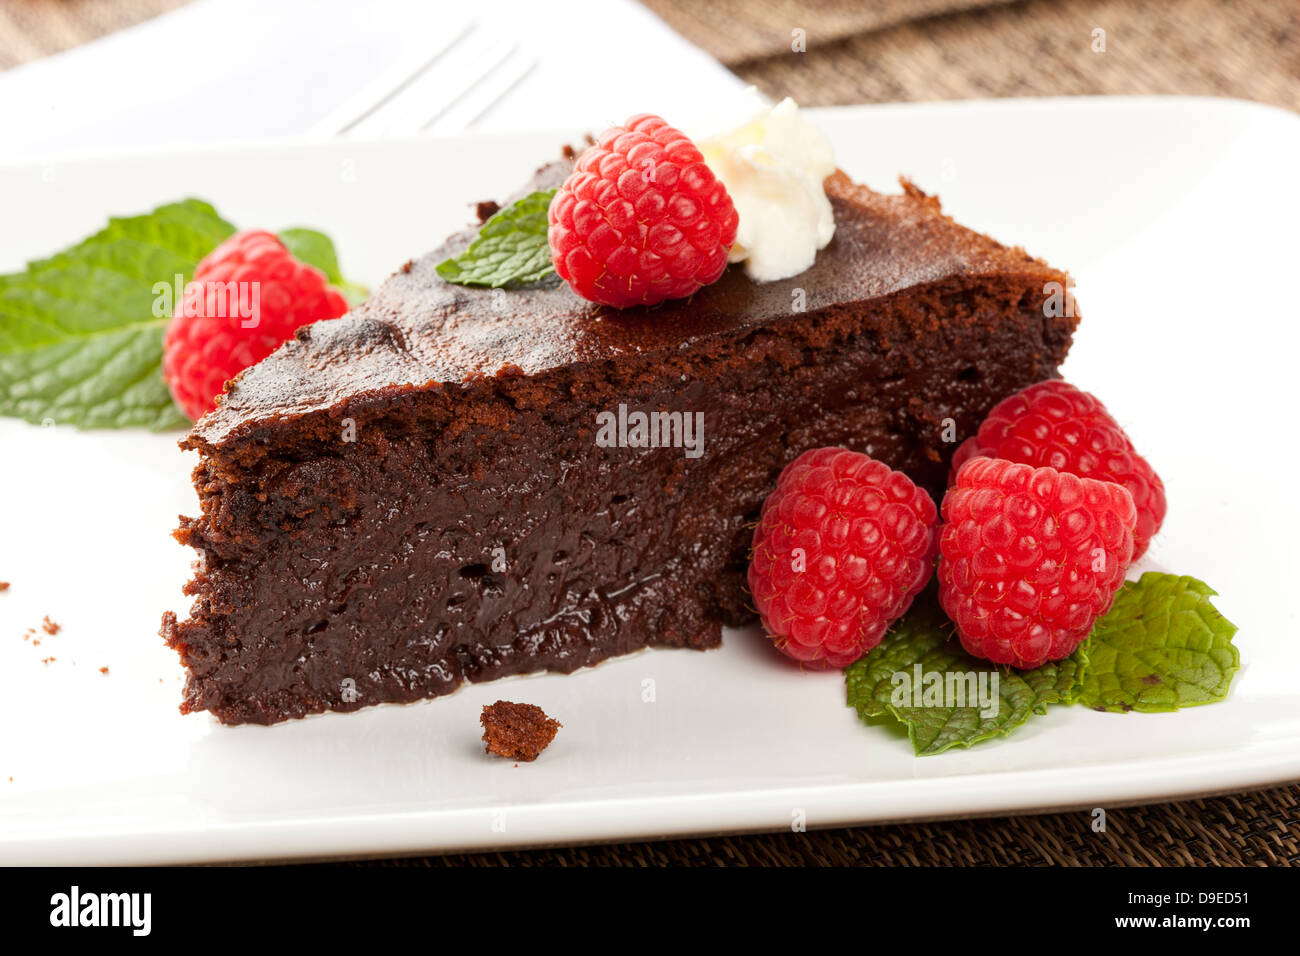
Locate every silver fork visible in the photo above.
<box><xmin>309</xmin><ymin>19</ymin><xmax>537</xmax><ymax>139</ymax></box>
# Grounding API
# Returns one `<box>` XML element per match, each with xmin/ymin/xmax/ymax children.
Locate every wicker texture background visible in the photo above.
<box><xmin>648</xmin><ymin>0</ymin><xmax>1300</xmax><ymax>111</ymax></box>
<box><xmin>368</xmin><ymin>787</ymin><xmax>1300</xmax><ymax>866</ymax></box>
<box><xmin>2</xmin><ymin>0</ymin><xmax>1296</xmax><ymax>866</ymax></box>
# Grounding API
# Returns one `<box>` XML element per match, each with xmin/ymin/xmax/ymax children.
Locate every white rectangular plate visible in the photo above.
<box><xmin>2</xmin><ymin>98</ymin><xmax>1298</xmax><ymax>865</ymax></box>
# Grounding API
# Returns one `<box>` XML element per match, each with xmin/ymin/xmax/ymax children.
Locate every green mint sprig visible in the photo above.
<box><xmin>845</xmin><ymin>572</ymin><xmax>1239</xmax><ymax>756</ymax></box>
<box><xmin>0</xmin><ymin>200</ymin><xmax>236</xmax><ymax>430</ymax></box>
<box><xmin>435</xmin><ymin>189</ymin><xmax>557</xmax><ymax>288</ymax></box>
<box><xmin>1075</xmin><ymin>573</ymin><xmax>1239</xmax><ymax>713</ymax></box>
<box><xmin>0</xmin><ymin>202</ymin><xmax>365</xmax><ymax>430</ymax></box>
<box><xmin>845</xmin><ymin>586</ymin><xmax>1088</xmax><ymax>756</ymax></box>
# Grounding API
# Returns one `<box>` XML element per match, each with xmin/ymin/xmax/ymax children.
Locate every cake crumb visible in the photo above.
<box><xmin>474</xmin><ymin>200</ymin><xmax>500</xmax><ymax>223</ymax></box>
<box><xmin>0</xmin><ymin>581</ymin><xmax>10</xmax><ymax>592</ymax></box>
<box><xmin>41</xmin><ymin>616</ymin><xmax>60</xmax><ymax>636</ymax></box>
<box><xmin>40</xmin><ymin>657</ymin><xmax>55</xmax><ymax>665</ymax></box>
<box><xmin>99</xmin><ymin>666</ymin><xmax>110</xmax><ymax>675</ymax></box>
<box><xmin>480</xmin><ymin>701</ymin><xmax>561</xmax><ymax>762</ymax></box>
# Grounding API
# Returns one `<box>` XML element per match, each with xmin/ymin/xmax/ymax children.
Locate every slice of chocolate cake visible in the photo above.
<box><xmin>161</xmin><ymin>161</ymin><xmax>1078</xmax><ymax>725</ymax></box>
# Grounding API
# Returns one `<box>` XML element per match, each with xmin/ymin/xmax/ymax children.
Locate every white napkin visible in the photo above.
<box><xmin>0</xmin><ymin>0</ymin><xmax>744</xmax><ymax>161</ymax></box>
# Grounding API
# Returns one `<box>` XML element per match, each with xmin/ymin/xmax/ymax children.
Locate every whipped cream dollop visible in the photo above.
<box><xmin>694</xmin><ymin>91</ymin><xmax>836</xmax><ymax>282</ymax></box>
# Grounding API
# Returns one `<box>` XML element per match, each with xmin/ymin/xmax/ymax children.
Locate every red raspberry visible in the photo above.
<box><xmin>950</xmin><ymin>380</ymin><xmax>1166</xmax><ymax>559</ymax></box>
<box><xmin>548</xmin><ymin>114</ymin><xmax>739</xmax><ymax>308</ymax></box>
<box><xmin>938</xmin><ymin>458</ymin><xmax>1137</xmax><ymax>669</ymax></box>
<box><xmin>163</xmin><ymin>230</ymin><xmax>348</xmax><ymax>420</ymax></box>
<box><xmin>748</xmin><ymin>448</ymin><xmax>940</xmax><ymax>669</ymax></box>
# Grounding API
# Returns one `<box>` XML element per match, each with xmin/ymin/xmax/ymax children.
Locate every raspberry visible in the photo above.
<box><xmin>163</xmin><ymin>230</ymin><xmax>348</xmax><ymax>420</ymax></box>
<box><xmin>548</xmin><ymin>114</ymin><xmax>739</xmax><ymax>308</ymax></box>
<box><xmin>938</xmin><ymin>458</ymin><xmax>1137</xmax><ymax>669</ymax></box>
<box><xmin>748</xmin><ymin>448</ymin><xmax>940</xmax><ymax>668</ymax></box>
<box><xmin>950</xmin><ymin>380</ymin><xmax>1166</xmax><ymax>559</ymax></box>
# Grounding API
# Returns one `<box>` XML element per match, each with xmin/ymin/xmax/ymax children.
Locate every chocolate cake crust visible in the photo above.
<box><xmin>162</xmin><ymin>161</ymin><xmax>1078</xmax><ymax>725</ymax></box>
<box><xmin>190</xmin><ymin>164</ymin><xmax>1068</xmax><ymax>449</ymax></box>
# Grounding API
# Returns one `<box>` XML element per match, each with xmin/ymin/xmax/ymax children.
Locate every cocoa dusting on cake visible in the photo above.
<box><xmin>480</xmin><ymin>701</ymin><xmax>561</xmax><ymax>762</ymax></box>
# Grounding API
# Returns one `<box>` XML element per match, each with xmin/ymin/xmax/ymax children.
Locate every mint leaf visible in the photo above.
<box><xmin>436</xmin><ymin>189</ymin><xmax>557</xmax><ymax>288</ymax></box>
<box><xmin>845</xmin><ymin>589</ymin><xmax>1087</xmax><ymax>755</ymax></box>
<box><xmin>1075</xmin><ymin>573</ymin><xmax>1240</xmax><ymax>713</ymax></box>
<box><xmin>0</xmin><ymin>199</ymin><xmax>235</xmax><ymax>430</ymax></box>
<box><xmin>845</xmin><ymin>573</ymin><xmax>1240</xmax><ymax>755</ymax></box>
<box><xmin>278</xmin><ymin>227</ymin><xmax>368</xmax><ymax>307</ymax></box>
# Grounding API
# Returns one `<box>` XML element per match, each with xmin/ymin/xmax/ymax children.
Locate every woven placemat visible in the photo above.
<box><xmin>379</xmin><ymin>786</ymin><xmax>1300</xmax><ymax>865</ymax></box>
<box><xmin>2</xmin><ymin>0</ymin><xmax>1296</xmax><ymax>866</ymax></box>
<box><xmin>640</xmin><ymin>0</ymin><xmax>1021</xmax><ymax>64</ymax></box>
<box><xmin>0</xmin><ymin>0</ymin><xmax>189</xmax><ymax>69</ymax></box>
<box><xmin>644</xmin><ymin>0</ymin><xmax>1300</xmax><ymax>112</ymax></box>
